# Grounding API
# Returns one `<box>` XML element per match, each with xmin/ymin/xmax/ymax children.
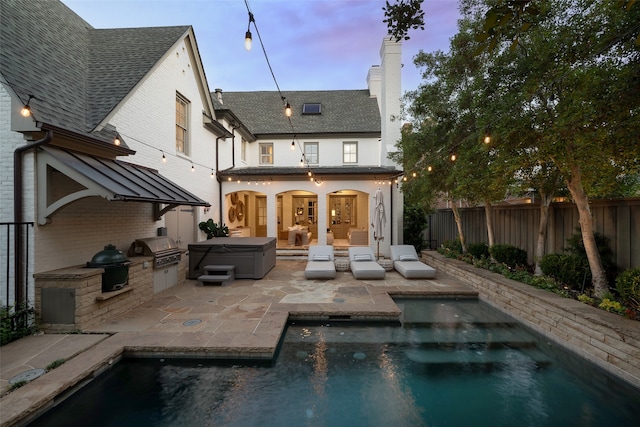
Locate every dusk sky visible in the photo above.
<box><xmin>62</xmin><ymin>0</ymin><xmax>461</xmax><ymax>95</ymax></box>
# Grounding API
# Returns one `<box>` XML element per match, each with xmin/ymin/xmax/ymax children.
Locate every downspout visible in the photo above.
<box><xmin>216</xmin><ymin>136</ymin><xmax>223</xmax><ymax>221</ymax></box>
<box><xmin>13</xmin><ymin>129</ymin><xmax>53</xmax><ymax>306</ymax></box>
<box><xmin>216</xmin><ymin>126</ymin><xmax>239</xmax><ymax>222</ymax></box>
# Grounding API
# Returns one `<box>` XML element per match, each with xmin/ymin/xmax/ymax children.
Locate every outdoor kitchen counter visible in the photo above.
<box><xmin>34</xmin><ymin>256</ymin><xmax>160</xmax><ymax>332</ymax></box>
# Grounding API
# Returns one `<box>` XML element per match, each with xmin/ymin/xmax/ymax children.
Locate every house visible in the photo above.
<box><xmin>1</xmin><ymin>0</ymin><xmax>404</xmax><ymax>316</ymax></box>
<box><xmin>212</xmin><ymin>38</ymin><xmax>404</xmax><ymax>253</ymax></box>
<box><xmin>0</xmin><ymin>0</ymin><xmax>228</xmax><ymax>310</ymax></box>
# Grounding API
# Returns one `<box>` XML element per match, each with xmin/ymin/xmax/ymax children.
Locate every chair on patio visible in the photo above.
<box><xmin>390</xmin><ymin>245</ymin><xmax>436</xmax><ymax>279</ymax></box>
<box><xmin>305</xmin><ymin>245</ymin><xmax>337</xmax><ymax>279</ymax></box>
<box><xmin>348</xmin><ymin>247</ymin><xmax>385</xmax><ymax>279</ymax></box>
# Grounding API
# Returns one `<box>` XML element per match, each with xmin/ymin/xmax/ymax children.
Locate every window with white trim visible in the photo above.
<box><xmin>343</xmin><ymin>141</ymin><xmax>358</xmax><ymax>163</ymax></box>
<box><xmin>176</xmin><ymin>93</ymin><xmax>189</xmax><ymax>154</ymax></box>
<box><xmin>259</xmin><ymin>143</ymin><xmax>273</xmax><ymax>164</ymax></box>
<box><xmin>304</xmin><ymin>142</ymin><xmax>319</xmax><ymax>164</ymax></box>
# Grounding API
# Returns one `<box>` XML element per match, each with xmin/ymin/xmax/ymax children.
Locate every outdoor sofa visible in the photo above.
<box><xmin>390</xmin><ymin>245</ymin><xmax>436</xmax><ymax>279</ymax></box>
<box><xmin>304</xmin><ymin>245</ymin><xmax>336</xmax><ymax>279</ymax></box>
<box><xmin>348</xmin><ymin>247</ymin><xmax>385</xmax><ymax>279</ymax></box>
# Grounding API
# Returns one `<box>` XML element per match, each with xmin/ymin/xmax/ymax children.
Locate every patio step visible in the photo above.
<box><xmin>198</xmin><ymin>265</ymin><xmax>235</xmax><ymax>286</ymax></box>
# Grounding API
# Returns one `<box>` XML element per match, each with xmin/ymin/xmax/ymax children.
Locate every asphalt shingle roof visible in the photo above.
<box><xmin>1</xmin><ymin>0</ymin><xmax>188</xmax><ymax>143</ymax></box>
<box><xmin>213</xmin><ymin>90</ymin><xmax>381</xmax><ymax>136</ymax></box>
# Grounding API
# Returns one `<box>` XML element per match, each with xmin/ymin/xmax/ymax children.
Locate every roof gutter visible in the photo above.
<box><xmin>13</xmin><ymin>129</ymin><xmax>53</xmax><ymax>306</ymax></box>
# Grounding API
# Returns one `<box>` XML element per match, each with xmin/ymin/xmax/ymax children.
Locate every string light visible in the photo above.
<box><xmin>427</xmin><ymin>165</ymin><xmax>433</xmax><ymax>172</ymax></box>
<box><xmin>162</xmin><ymin>151</ymin><xmax>167</xmax><ymax>163</ymax></box>
<box><xmin>212</xmin><ymin>170</ymin><xmax>216</xmax><ymax>179</ymax></box>
<box><xmin>450</xmin><ymin>154</ymin><xmax>457</xmax><ymax>161</ymax></box>
<box><xmin>484</xmin><ymin>134</ymin><xmax>491</xmax><ymax>144</ymax></box>
<box><xmin>191</xmin><ymin>162</ymin><xmax>195</xmax><ymax>172</ymax></box>
<box><xmin>20</xmin><ymin>95</ymin><xmax>35</xmax><ymax>118</ymax></box>
<box><xmin>285</xmin><ymin>102</ymin><xmax>292</xmax><ymax>117</ymax></box>
<box><xmin>244</xmin><ymin>11</ymin><xmax>254</xmax><ymax>51</ymax></box>
<box><xmin>291</xmin><ymin>140</ymin><xmax>295</xmax><ymax>150</ymax></box>
<box><xmin>113</xmin><ymin>135</ymin><xmax>121</xmax><ymax>146</ymax></box>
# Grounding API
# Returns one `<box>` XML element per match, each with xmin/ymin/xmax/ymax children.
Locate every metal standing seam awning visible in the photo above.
<box><xmin>37</xmin><ymin>147</ymin><xmax>210</xmax><ymax>225</ymax></box>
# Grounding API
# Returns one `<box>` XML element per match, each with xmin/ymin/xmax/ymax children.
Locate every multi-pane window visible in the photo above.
<box><xmin>176</xmin><ymin>93</ymin><xmax>189</xmax><ymax>154</ymax></box>
<box><xmin>343</xmin><ymin>141</ymin><xmax>358</xmax><ymax>163</ymax></box>
<box><xmin>304</xmin><ymin>142</ymin><xmax>319</xmax><ymax>164</ymax></box>
<box><xmin>259</xmin><ymin>143</ymin><xmax>273</xmax><ymax>164</ymax></box>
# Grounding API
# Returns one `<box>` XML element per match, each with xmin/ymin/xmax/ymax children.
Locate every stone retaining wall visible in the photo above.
<box><xmin>422</xmin><ymin>251</ymin><xmax>640</xmax><ymax>389</ymax></box>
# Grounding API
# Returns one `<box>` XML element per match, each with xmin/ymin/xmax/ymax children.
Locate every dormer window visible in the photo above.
<box><xmin>302</xmin><ymin>103</ymin><xmax>321</xmax><ymax>115</ymax></box>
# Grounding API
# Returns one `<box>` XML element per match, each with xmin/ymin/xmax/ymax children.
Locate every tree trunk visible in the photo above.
<box><xmin>565</xmin><ymin>166</ymin><xmax>608</xmax><ymax>297</ymax></box>
<box><xmin>484</xmin><ymin>200</ymin><xmax>495</xmax><ymax>248</ymax></box>
<box><xmin>450</xmin><ymin>200</ymin><xmax>467</xmax><ymax>253</ymax></box>
<box><xmin>534</xmin><ymin>190</ymin><xmax>553</xmax><ymax>276</ymax></box>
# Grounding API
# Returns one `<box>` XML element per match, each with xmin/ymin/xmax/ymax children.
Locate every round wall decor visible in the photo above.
<box><xmin>228</xmin><ymin>206</ymin><xmax>236</xmax><ymax>222</ymax></box>
<box><xmin>236</xmin><ymin>201</ymin><xmax>244</xmax><ymax>221</ymax></box>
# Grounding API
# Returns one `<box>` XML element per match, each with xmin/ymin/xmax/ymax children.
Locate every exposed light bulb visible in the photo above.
<box><xmin>245</xmin><ymin>31</ymin><xmax>252</xmax><ymax>51</ymax></box>
<box><xmin>20</xmin><ymin>105</ymin><xmax>31</xmax><ymax>117</ymax></box>
<box><xmin>285</xmin><ymin>102</ymin><xmax>292</xmax><ymax>117</ymax></box>
<box><xmin>450</xmin><ymin>154</ymin><xmax>456</xmax><ymax>161</ymax></box>
<box><xmin>162</xmin><ymin>152</ymin><xmax>167</xmax><ymax>163</ymax></box>
<box><xmin>428</xmin><ymin>165</ymin><xmax>433</xmax><ymax>172</ymax></box>
<box><xmin>191</xmin><ymin>163</ymin><xmax>195</xmax><ymax>172</ymax></box>
<box><xmin>113</xmin><ymin>136</ymin><xmax>121</xmax><ymax>146</ymax></box>
<box><xmin>291</xmin><ymin>141</ymin><xmax>295</xmax><ymax>150</ymax></box>
<box><xmin>484</xmin><ymin>134</ymin><xmax>491</xmax><ymax>144</ymax></box>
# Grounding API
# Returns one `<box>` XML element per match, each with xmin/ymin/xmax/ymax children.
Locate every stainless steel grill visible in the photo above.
<box><xmin>131</xmin><ymin>237</ymin><xmax>181</xmax><ymax>268</ymax></box>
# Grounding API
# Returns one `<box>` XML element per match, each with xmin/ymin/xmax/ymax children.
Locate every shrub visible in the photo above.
<box><xmin>468</xmin><ymin>243</ymin><xmax>490</xmax><ymax>259</ymax></box>
<box><xmin>539</xmin><ymin>253</ymin><xmax>591</xmax><ymax>291</ymax></box>
<box><xmin>615</xmin><ymin>268</ymin><xmax>640</xmax><ymax>305</ymax></box>
<box><xmin>403</xmin><ymin>205</ymin><xmax>428</xmax><ymax>252</ymax></box>
<box><xmin>489</xmin><ymin>244</ymin><xmax>528</xmax><ymax>268</ymax></box>
<box><xmin>598</xmin><ymin>298</ymin><xmax>625</xmax><ymax>315</ymax></box>
<box><xmin>564</xmin><ymin>228</ymin><xmax>618</xmax><ymax>284</ymax></box>
<box><xmin>578</xmin><ymin>294</ymin><xmax>595</xmax><ymax>305</ymax></box>
<box><xmin>1</xmin><ymin>304</ymin><xmax>36</xmax><ymax>346</ymax></box>
<box><xmin>441</xmin><ymin>239</ymin><xmax>462</xmax><ymax>253</ymax></box>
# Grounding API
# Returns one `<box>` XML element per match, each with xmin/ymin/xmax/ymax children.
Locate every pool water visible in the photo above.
<box><xmin>30</xmin><ymin>299</ymin><xmax>640</xmax><ymax>426</ymax></box>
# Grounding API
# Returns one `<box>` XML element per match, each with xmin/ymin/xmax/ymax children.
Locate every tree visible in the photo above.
<box><xmin>391</xmin><ymin>0</ymin><xmax>640</xmax><ymax>297</ymax></box>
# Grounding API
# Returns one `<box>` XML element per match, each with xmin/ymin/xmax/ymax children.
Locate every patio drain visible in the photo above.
<box><xmin>10</xmin><ymin>368</ymin><xmax>46</xmax><ymax>384</ymax></box>
<box><xmin>183</xmin><ymin>319</ymin><xmax>202</xmax><ymax>326</ymax></box>
<box><xmin>333</xmin><ymin>298</ymin><xmax>345</xmax><ymax>303</ymax></box>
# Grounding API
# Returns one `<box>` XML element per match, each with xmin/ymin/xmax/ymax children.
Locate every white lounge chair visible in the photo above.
<box><xmin>305</xmin><ymin>245</ymin><xmax>336</xmax><ymax>279</ymax></box>
<box><xmin>348</xmin><ymin>247</ymin><xmax>385</xmax><ymax>279</ymax></box>
<box><xmin>390</xmin><ymin>245</ymin><xmax>436</xmax><ymax>279</ymax></box>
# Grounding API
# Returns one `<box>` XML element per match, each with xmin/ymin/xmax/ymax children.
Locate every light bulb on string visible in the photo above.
<box><xmin>450</xmin><ymin>154</ymin><xmax>456</xmax><ymax>161</ymax></box>
<box><xmin>291</xmin><ymin>140</ymin><xmax>295</xmax><ymax>151</ymax></box>
<box><xmin>285</xmin><ymin>102</ymin><xmax>292</xmax><ymax>117</ymax></box>
<box><xmin>244</xmin><ymin>12</ymin><xmax>254</xmax><ymax>51</ymax></box>
<box><xmin>162</xmin><ymin>151</ymin><xmax>167</xmax><ymax>163</ymax></box>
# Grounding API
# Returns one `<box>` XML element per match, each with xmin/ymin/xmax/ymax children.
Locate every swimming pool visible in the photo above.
<box><xmin>30</xmin><ymin>299</ymin><xmax>640</xmax><ymax>426</ymax></box>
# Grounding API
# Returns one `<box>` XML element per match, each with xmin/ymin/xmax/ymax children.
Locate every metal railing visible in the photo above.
<box><xmin>1</xmin><ymin>222</ymin><xmax>34</xmax><ymax>308</ymax></box>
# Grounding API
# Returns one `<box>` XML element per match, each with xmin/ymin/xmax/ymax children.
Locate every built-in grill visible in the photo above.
<box><xmin>131</xmin><ymin>236</ymin><xmax>181</xmax><ymax>268</ymax></box>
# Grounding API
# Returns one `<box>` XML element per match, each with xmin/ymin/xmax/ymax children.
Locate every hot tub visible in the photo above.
<box><xmin>188</xmin><ymin>237</ymin><xmax>276</xmax><ymax>279</ymax></box>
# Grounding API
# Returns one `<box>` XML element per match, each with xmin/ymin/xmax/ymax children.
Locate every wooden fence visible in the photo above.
<box><xmin>426</xmin><ymin>198</ymin><xmax>640</xmax><ymax>270</ymax></box>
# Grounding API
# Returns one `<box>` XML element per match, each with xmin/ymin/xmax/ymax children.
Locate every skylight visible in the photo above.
<box><xmin>302</xmin><ymin>103</ymin><xmax>321</xmax><ymax>115</ymax></box>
